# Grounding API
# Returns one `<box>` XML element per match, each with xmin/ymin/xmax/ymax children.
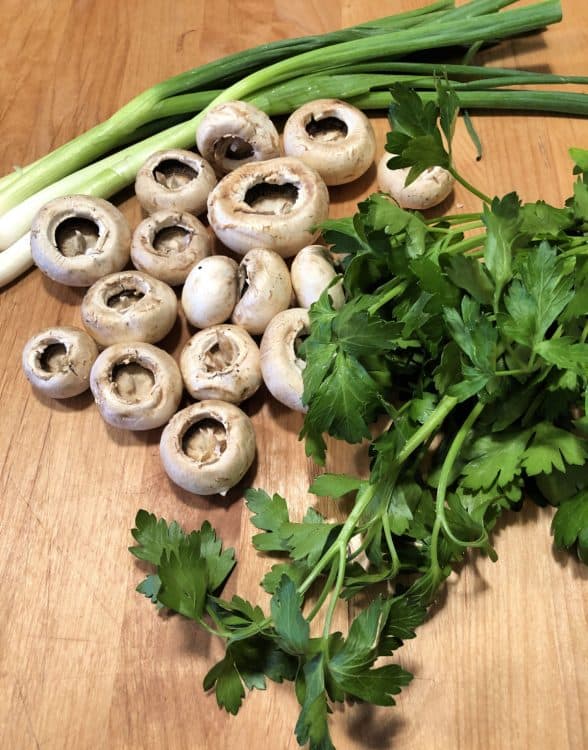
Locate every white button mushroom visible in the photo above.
<box><xmin>181</xmin><ymin>255</ymin><xmax>240</xmax><ymax>329</ymax></box>
<box><xmin>377</xmin><ymin>152</ymin><xmax>454</xmax><ymax>210</ymax></box>
<box><xmin>135</xmin><ymin>149</ymin><xmax>217</xmax><ymax>215</ymax></box>
<box><xmin>259</xmin><ymin>308</ymin><xmax>310</xmax><ymax>413</ymax></box>
<box><xmin>231</xmin><ymin>248</ymin><xmax>292</xmax><ymax>335</ymax></box>
<box><xmin>196</xmin><ymin>100</ymin><xmax>281</xmax><ymax>175</ymax></box>
<box><xmin>22</xmin><ymin>326</ymin><xmax>99</xmax><ymax>399</ymax></box>
<box><xmin>131</xmin><ymin>209</ymin><xmax>212</xmax><ymax>286</ymax></box>
<box><xmin>283</xmin><ymin>99</ymin><xmax>376</xmax><ymax>186</ymax></box>
<box><xmin>180</xmin><ymin>324</ymin><xmax>261</xmax><ymax>404</ymax></box>
<box><xmin>90</xmin><ymin>342</ymin><xmax>183</xmax><ymax>431</ymax></box>
<box><xmin>207</xmin><ymin>156</ymin><xmax>329</xmax><ymax>258</ymax></box>
<box><xmin>81</xmin><ymin>270</ymin><xmax>178</xmax><ymax>346</ymax></box>
<box><xmin>290</xmin><ymin>244</ymin><xmax>344</xmax><ymax>310</ymax></box>
<box><xmin>30</xmin><ymin>195</ymin><xmax>131</xmax><ymax>287</ymax></box>
<box><xmin>160</xmin><ymin>400</ymin><xmax>256</xmax><ymax>496</ymax></box>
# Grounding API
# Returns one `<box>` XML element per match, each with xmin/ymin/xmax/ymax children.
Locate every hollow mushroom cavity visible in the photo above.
<box><xmin>290</xmin><ymin>244</ymin><xmax>344</xmax><ymax>309</ymax></box>
<box><xmin>131</xmin><ymin>209</ymin><xmax>212</xmax><ymax>285</ymax></box>
<box><xmin>231</xmin><ymin>248</ymin><xmax>292</xmax><ymax>335</ymax></box>
<box><xmin>160</xmin><ymin>400</ymin><xmax>256</xmax><ymax>496</ymax></box>
<box><xmin>180</xmin><ymin>324</ymin><xmax>261</xmax><ymax>404</ymax></box>
<box><xmin>90</xmin><ymin>342</ymin><xmax>183</xmax><ymax>430</ymax></box>
<box><xmin>377</xmin><ymin>152</ymin><xmax>454</xmax><ymax>210</ymax></box>
<box><xmin>260</xmin><ymin>308</ymin><xmax>310</xmax><ymax>412</ymax></box>
<box><xmin>30</xmin><ymin>195</ymin><xmax>131</xmax><ymax>286</ymax></box>
<box><xmin>283</xmin><ymin>99</ymin><xmax>376</xmax><ymax>186</ymax></box>
<box><xmin>196</xmin><ymin>101</ymin><xmax>281</xmax><ymax>175</ymax></box>
<box><xmin>22</xmin><ymin>326</ymin><xmax>99</xmax><ymax>398</ymax></box>
<box><xmin>207</xmin><ymin>156</ymin><xmax>329</xmax><ymax>258</ymax></box>
<box><xmin>81</xmin><ymin>270</ymin><xmax>178</xmax><ymax>346</ymax></box>
<box><xmin>135</xmin><ymin>149</ymin><xmax>217</xmax><ymax>215</ymax></box>
<box><xmin>181</xmin><ymin>255</ymin><xmax>240</xmax><ymax>329</ymax></box>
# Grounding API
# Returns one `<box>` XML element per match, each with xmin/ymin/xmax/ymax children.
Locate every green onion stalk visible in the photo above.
<box><xmin>0</xmin><ymin>0</ymin><xmax>453</xmax><ymax>210</ymax></box>
<box><xmin>0</xmin><ymin>0</ymin><xmax>521</xmax><ymax>204</ymax></box>
<box><xmin>2</xmin><ymin>0</ymin><xmax>585</xmax><ymax>288</ymax></box>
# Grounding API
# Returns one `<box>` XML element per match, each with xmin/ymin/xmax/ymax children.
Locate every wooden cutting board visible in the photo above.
<box><xmin>0</xmin><ymin>1</ymin><xmax>586</xmax><ymax>748</ymax></box>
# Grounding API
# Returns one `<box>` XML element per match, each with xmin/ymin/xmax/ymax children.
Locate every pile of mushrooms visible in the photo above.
<box><xmin>21</xmin><ymin>97</ymin><xmax>450</xmax><ymax>498</ymax></box>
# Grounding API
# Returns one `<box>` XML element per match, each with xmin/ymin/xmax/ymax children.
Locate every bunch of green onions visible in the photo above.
<box><xmin>1</xmin><ymin>0</ymin><xmax>587</xmax><ymax>287</ymax></box>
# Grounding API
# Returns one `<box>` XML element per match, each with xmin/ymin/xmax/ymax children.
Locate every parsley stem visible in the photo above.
<box><xmin>381</xmin><ymin>513</ymin><xmax>401</xmax><ymax>577</ymax></box>
<box><xmin>307</xmin><ymin>561</ymin><xmax>338</xmax><ymax>622</ymax></box>
<box><xmin>368</xmin><ymin>279</ymin><xmax>410</xmax><ymax>315</ymax></box>
<box><xmin>299</xmin><ymin>396</ymin><xmax>458</xmax><ymax>625</ymax></box>
<box><xmin>443</xmin><ymin>234</ymin><xmax>486</xmax><ymax>255</ymax></box>
<box><xmin>347</xmin><ymin>526</ymin><xmax>378</xmax><ymax>561</ymax></box>
<box><xmin>204</xmin><ymin>605</ymin><xmax>233</xmax><ymax>639</ymax></box>
<box><xmin>430</xmin><ymin>399</ymin><xmax>486</xmax><ymax>578</ymax></box>
<box><xmin>494</xmin><ymin>367</ymin><xmax>533</xmax><ymax>376</ymax></box>
<box><xmin>427</xmin><ymin>219</ymin><xmax>485</xmax><ymax>234</ymax></box>
<box><xmin>424</xmin><ymin>212</ymin><xmax>481</xmax><ymax>225</ymax></box>
<box><xmin>322</xmin><ymin>546</ymin><xmax>347</xmax><ymax>641</ymax></box>
<box><xmin>298</xmin><ymin>483</ymin><xmax>377</xmax><ymax>596</ymax></box>
<box><xmin>448</xmin><ymin>166</ymin><xmax>492</xmax><ymax>204</ymax></box>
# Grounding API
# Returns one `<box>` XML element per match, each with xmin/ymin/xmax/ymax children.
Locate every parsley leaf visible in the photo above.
<box><xmin>129</xmin><ymin>510</ymin><xmax>185</xmax><ymax>564</ymax></box>
<box><xmin>309</xmin><ymin>473</ymin><xmax>364</xmax><ymax>498</ymax></box>
<box><xmin>551</xmin><ymin>490</ymin><xmax>588</xmax><ymax>563</ymax></box>
<box><xmin>270</xmin><ymin>575</ymin><xmax>311</xmax><ymax>655</ymax></box>
<box><xmin>246</xmin><ymin>489</ymin><xmax>339</xmax><ymax>566</ymax></box>
<box><xmin>482</xmin><ymin>192</ymin><xmax>520</xmax><ymax>304</ymax></box>
<box><xmin>157</xmin><ymin>545</ymin><xmax>208</xmax><ymax>620</ymax></box>
<box><xmin>522</xmin><ymin>423</ymin><xmax>587</xmax><ymax>476</ymax></box>
<box><xmin>295</xmin><ymin>654</ymin><xmax>334</xmax><ymax>750</ymax></box>
<box><xmin>130</xmin><ymin>511</ymin><xmax>235</xmax><ymax>607</ymax></box>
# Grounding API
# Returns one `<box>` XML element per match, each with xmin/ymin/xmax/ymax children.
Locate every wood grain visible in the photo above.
<box><xmin>0</xmin><ymin>2</ymin><xmax>587</xmax><ymax>749</ymax></box>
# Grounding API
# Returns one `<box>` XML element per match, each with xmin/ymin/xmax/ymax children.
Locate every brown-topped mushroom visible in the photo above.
<box><xmin>160</xmin><ymin>400</ymin><xmax>256</xmax><ymax>495</ymax></box>
<box><xmin>30</xmin><ymin>195</ymin><xmax>131</xmax><ymax>287</ymax></box>
<box><xmin>207</xmin><ymin>157</ymin><xmax>329</xmax><ymax>258</ymax></box>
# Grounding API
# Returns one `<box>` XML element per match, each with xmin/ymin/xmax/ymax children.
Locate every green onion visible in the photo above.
<box><xmin>0</xmin><ymin>0</ymin><xmax>451</xmax><ymax>214</ymax></box>
<box><xmin>3</xmin><ymin>0</ymin><xmax>587</xmax><ymax>289</ymax></box>
<box><xmin>0</xmin><ymin>0</ymin><xmax>558</xmax><ymax>216</ymax></box>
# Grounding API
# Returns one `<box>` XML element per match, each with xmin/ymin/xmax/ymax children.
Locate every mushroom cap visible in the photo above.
<box><xmin>160</xmin><ymin>399</ymin><xmax>256</xmax><ymax>495</ymax></box>
<box><xmin>290</xmin><ymin>244</ymin><xmax>344</xmax><ymax>310</ymax></box>
<box><xmin>377</xmin><ymin>152</ymin><xmax>454</xmax><ymax>210</ymax></box>
<box><xmin>180</xmin><ymin>324</ymin><xmax>261</xmax><ymax>404</ymax></box>
<box><xmin>30</xmin><ymin>195</ymin><xmax>131</xmax><ymax>287</ymax></box>
<box><xmin>81</xmin><ymin>270</ymin><xmax>178</xmax><ymax>347</ymax></box>
<box><xmin>259</xmin><ymin>307</ymin><xmax>310</xmax><ymax>413</ymax></box>
<box><xmin>90</xmin><ymin>342</ymin><xmax>183</xmax><ymax>431</ymax></box>
<box><xmin>181</xmin><ymin>255</ymin><xmax>240</xmax><ymax>329</ymax></box>
<box><xmin>135</xmin><ymin>149</ymin><xmax>217</xmax><ymax>215</ymax></box>
<box><xmin>283</xmin><ymin>99</ymin><xmax>376</xmax><ymax>186</ymax></box>
<box><xmin>231</xmin><ymin>248</ymin><xmax>292</xmax><ymax>335</ymax></box>
<box><xmin>196</xmin><ymin>100</ymin><xmax>281</xmax><ymax>174</ymax></box>
<box><xmin>22</xmin><ymin>325</ymin><xmax>99</xmax><ymax>399</ymax></box>
<box><xmin>131</xmin><ymin>209</ymin><xmax>212</xmax><ymax>286</ymax></box>
<box><xmin>207</xmin><ymin>156</ymin><xmax>329</xmax><ymax>258</ymax></box>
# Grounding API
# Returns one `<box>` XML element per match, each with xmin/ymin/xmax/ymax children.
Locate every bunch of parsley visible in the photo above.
<box><xmin>131</xmin><ymin>84</ymin><xmax>587</xmax><ymax>749</ymax></box>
